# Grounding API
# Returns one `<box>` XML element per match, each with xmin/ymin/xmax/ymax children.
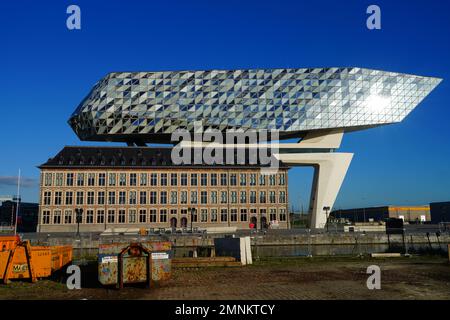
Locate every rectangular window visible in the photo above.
<box><xmin>211</xmin><ymin>191</ymin><xmax>217</xmax><ymax>204</ymax></box>
<box><xmin>140</xmin><ymin>173</ymin><xmax>147</xmax><ymax>186</ymax></box>
<box><xmin>270</xmin><ymin>191</ymin><xmax>276</xmax><ymax>203</ymax></box>
<box><xmin>269</xmin><ymin>174</ymin><xmax>276</xmax><ymax>186</ymax></box>
<box><xmin>201</xmin><ymin>173</ymin><xmax>208</xmax><ymax>186</ymax></box>
<box><xmin>76</xmin><ymin>191</ymin><xmax>84</xmax><ymax>205</ymax></box>
<box><xmin>270</xmin><ymin>208</ymin><xmax>277</xmax><ymax>222</ymax></box>
<box><xmin>230</xmin><ymin>174</ymin><xmax>237</xmax><ymax>186</ymax></box>
<box><xmin>129</xmin><ymin>209</ymin><xmax>136</xmax><ymax>223</ymax></box>
<box><xmin>86</xmin><ymin>210</ymin><xmax>94</xmax><ymax>224</ymax></box>
<box><xmin>129</xmin><ymin>191</ymin><xmax>137</xmax><ymax>205</ymax></box>
<box><xmin>77</xmin><ymin>173</ymin><xmax>84</xmax><ymax>186</ymax></box>
<box><xmin>220</xmin><ymin>191</ymin><xmax>227</xmax><ymax>204</ymax></box>
<box><xmin>99</xmin><ymin>173</ymin><xmax>106</xmax><ymax>186</ymax></box>
<box><xmin>250</xmin><ymin>191</ymin><xmax>256</xmax><ymax>204</ymax></box>
<box><xmin>66</xmin><ymin>173</ymin><xmax>74</xmax><ymax>186</ymax></box>
<box><xmin>107</xmin><ymin>210</ymin><xmax>115</xmax><ymax>223</ymax></box>
<box><xmin>181</xmin><ymin>209</ymin><xmax>188</xmax><ymax>215</ymax></box>
<box><xmin>55</xmin><ymin>173</ymin><xmax>63</xmax><ymax>186</ymax></box>
<box><xmin>119</xmin><ymin>191</ymin><xmax>126</xmax><ymax>205</ymax></box>
<box><xmin>64</xmin><ymin>210</ymin><xmax>72</xmax><ymax>224</ymax></box>
<box><xmin>210</xmin><ymin>173</ymin><xmax>217</xmax><ymax>186</ymax></box>
<box><xmin>139</xmin><ymin>209</ymin><xmax>147</xmax><ymax>223</ymax></box>
<box><xmin>180</xmin><ymin>191</ymin><xmax>187</xmax><ymax>204</ymax></box>
<box><xmin>161</xmin><ymin>173</ymin><xmax>167</xmax><ymax>186</ymax></box>
<box><xmin>250</xmin><ymin>173</ymin><xmax>256</xmax><ymax>186</ymax></box>
<box><xmin>97</xmin><ymin>210</ymin><xmax>105</xmax><ymax>224</ymax></box>
<box><xmin>108</xmin><ymin>191</ymin><xmax>115</xmax><ymax>205</ymax></box>
<box><xmin>201</xmin><ymin>209</ymin><xmax>208</xmax><ymax>222</ymax></box>
<box><xmin>44</xmin><ymin>173</ymin><xmax>52</xmax><ymax>186</ymax></box>
<box><xmin>42</xmin><ymin>210</ymin><xmax>50</xmax><ymax>224</ymax></box>
<box><xmin>149</xmin><ymin>209</ymin><xmax>157</xmax><ymax>223</ymax></box>
<box><xmin>211</xmin><ymin>209</ymin><xmax>218</xmax><ymax>222</ymax></box>
<box><xmin>181</xmin><ymin>173</ymin><xmax>188</xmax><ymax>186</ymax></box>
<box><xmin>44</xmin><ymin>191</ymin><xmax>51</xmax><ymax>205</ymax></box>
<box><xmin>87</xmin><ymin>191</ymin><xmax>95</xmax><ymax>205</ymax></box>
<box><xmin>150</xmin><ymin>173</ymin><xmax>157</xmax><ymax>186</ymax></box>
<box><xmin>170</xmin><ymin>209</ymin><xmax>177</xmax><ymax>215</ymax></box>
<box><xmin>240</xmin><ymin>191</ymin><xmax>247</xmax><ymax>204</ymax></box>
<box><xmin>230</xmin><ymin>191</ymin><xmax>237</xmax><ymax>204</ymax></box>
<box><xmin>108</xmin><ymin>173</ymin><xmax>116</xmax><ymax>186</ymax></box>
<box><xmin>65</xmin><ymin>191</ymin><xmax>73</xmax><ymax>205</ymax></box>
<box><xmin>220</xmin><ymin>173</ymin><xmax>227</xmax><ymax>186</ymax></box>
<box><xmin>88</xmin><ymin>173</ymin><xmax>95</xmax><ymax>186</ymax></box>
<box><xmin>119</xmin><ymin>173</ymin><xmax>127</xmax><ymax>186</ymax></box>
<box><xmin>98</xmin><ymin>191</ymin><xmax>105</xmax><ymax>205</ymax></box>
<box><xmin>279</xmin><ymin>173</ymin><xmax>286</xmax><ymax>185</ymax></box>
<box><xmin>140</xmin><ymin>191</ymin><xmax>147</xmax><ymax>205</ymax></box>
<box><xmin>230</xmin><ymin>209</ymin><xmax>238</xmax><ymax>222</ymax></box>
<box><xmin>240</xmin><ymin>209</ymin><xmax>248</xmax><ymax>222</ymax></box>
<box><xmin>220</xmin><ymin>209</ymin><xmax>228</xmax><ymax>222</ymax></box>
<box><xmin>279</xmin><ymin>191</ymin><xmax>286</xmax><ymax>203</ymax></box>
<box><xmin>259</xmin><ymin>191</ymin><xmax>266</xmax><ymax>204</ymax></box>
<box><xmin>160</xmin><ymin>209</ymin><xmax>167</xmax><ymax>223</ymax></box>
<box><xmin>130</xmin><ymin>173</ymin><xmax>137</xmax><ymax>186</ymax></box>
<box><xmin>171</xmin><ymin>173</ymin><xmax>177</xmax><ymax>186</ymax></box>
<box><xmin>190</xmin><ymin>173</ymin><xmax>197</xmax><ymax>186</ymax></box>
<box><xmin>53</xmin><ymin>210</ymin><xmax>62</xmax><ymax>224</ymax></box>
<box><xmin>279</xmin><ymin>209</ymin><xmax>287</xmax><ymax>221</ymax></box>
<box><xmin>171</xmin><ymin>191</ymin><xmax>177</xmax><ymax>204</ymax></box>
<box><xmin>201</xmin><ymin>191</ymin><xmax>208</xmax><ymax>204</ymax></box>
<box><xmin>160</xmin><ymin>191</ymin><xmax>167</xmax><ymax>204</ymax></box>
<box><xmin>260</xmin><ymin>208</ymin><xmax>266</xmax><ymax>218</ymax></box>
<box><xmin>259</xmin><ymin>175</ymin><xmax>266</xmax><ymax>186</ymax></box>
<box><xmin>150</xmin><ymin>191</ymin><xmax>157</xmax><ymax>204</ymax></box>
<box><xmin>54</xmin><ymin>191</ymin><xmax>62</xmax><ymax>205</ymax></box>
<box><xmin>190</xmin><ymin>191</ymin><xmax>197</xmax><ymax>204</ymax></box>
<box><xmin>240</xmin><ymin>173</ymin><xmax>247</xmax><ymax>186</ymax></box>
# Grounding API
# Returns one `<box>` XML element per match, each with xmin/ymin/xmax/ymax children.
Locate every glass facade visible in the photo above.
<box><xmin>69</xmin><ymin>68</ymin><xmax>441</xmax><ymax>143</ymax></box>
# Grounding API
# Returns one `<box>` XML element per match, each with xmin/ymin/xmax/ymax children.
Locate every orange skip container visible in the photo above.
<box><xmin>0</xmin><ymin>237</ymin><xmax>72</xmax><ymax>283</ymax></box>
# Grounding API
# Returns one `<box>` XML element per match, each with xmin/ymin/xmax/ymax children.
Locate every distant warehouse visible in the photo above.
<box><xmin>331</xmin><ymin>205</ymin><xmax>430</xmax><ymax>223</ymax></box>
<box><xmin>429</xmin><ymin>202</ymin><xmax>450</xmax><ymax>224</ymax></box>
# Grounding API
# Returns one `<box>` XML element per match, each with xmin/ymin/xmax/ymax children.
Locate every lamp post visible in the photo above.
<box><xmin>188</xmin><ymin>207</ymin><xmax>196</xmax><ymax>233</ymax></box>
<box><xmin>323</xmin><ymin>206</ymin><xmax>330</xmax><ymax>232</ymax></box>
<box><xmin>75</xmin><ymin>208</ymin><xmax>83</xmax><ymax>237</ymax></box>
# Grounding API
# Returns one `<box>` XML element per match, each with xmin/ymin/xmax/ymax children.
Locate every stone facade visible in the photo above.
<box><xmin>38</xmin><ymin>151</ymin><xmax>289</xmax><ymax>232</ymax></box>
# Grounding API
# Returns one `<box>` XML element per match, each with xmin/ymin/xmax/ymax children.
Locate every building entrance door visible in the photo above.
<box><xmin>261</xmin><ymin>216</ymin><xmax>267</xmax><ymax>229</ymax></box>
<box><xmin>250</xmin><ymin>216</ymin><xmax>257</xmax><ymax>229</ymax></box>
<box><xmin>170</xmin><ymin>217</ymin><xmax>177</xmax><ymax>228</ymax></box>
<box><xmin>181</xmin><ymin>217</ymin><xmax>188</xmax><ymax>228</ymax></box>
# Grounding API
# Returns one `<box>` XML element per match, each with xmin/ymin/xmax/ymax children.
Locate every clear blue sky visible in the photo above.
<box><xmin>1</xmin><ymin>0</ymin><xmax>449</xmax><ymax>210</ymax></box>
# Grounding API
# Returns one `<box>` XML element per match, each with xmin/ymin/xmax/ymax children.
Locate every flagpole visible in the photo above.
<box><xmin>14</xmin><ymin>169</ymin><xmax>21</xmax><ymax>235</ymax></box>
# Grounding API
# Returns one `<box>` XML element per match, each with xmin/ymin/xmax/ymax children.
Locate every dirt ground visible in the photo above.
<box><xmin>0</xmin><ymin>256</ymin><xmax>449</xmax><ymax>300</ymax></box>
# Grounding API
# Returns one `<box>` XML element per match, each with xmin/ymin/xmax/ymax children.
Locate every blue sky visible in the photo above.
<box><xmin>1</xmin><ymin>0</ymin><xmax>449</xmax><ymax>210</ymax></box>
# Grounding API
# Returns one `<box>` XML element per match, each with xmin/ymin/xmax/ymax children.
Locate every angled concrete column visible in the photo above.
<box><xmin>275</xmin><ymin>152</ymin><xmax>353</xmax><ymax>229</ymax></box>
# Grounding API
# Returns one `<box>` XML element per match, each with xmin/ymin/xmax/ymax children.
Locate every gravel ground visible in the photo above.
<box><xmin>0</xmin><ymin>256</ymin><xmax>449</xmax><ymax>300</ymax></box>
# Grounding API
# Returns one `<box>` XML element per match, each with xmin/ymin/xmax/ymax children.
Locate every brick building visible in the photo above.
<box><xmin>37</xmin><ymin>146</ymin><xmax>289</xmax><ymax>232</ymax></box>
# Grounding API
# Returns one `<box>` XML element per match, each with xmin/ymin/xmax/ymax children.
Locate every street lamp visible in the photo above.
<box><xmin>188</xmin><ymin>207</ymin><xmax>196</xmax><ymax>233</ymax></box>
<box><xmin>323</xmin><ymin>206</ymin><xmax>331</xmax><ymax>232</ymax></box>
<box><xmin>75</xmin><ymin>208</ymin><xmax>83</xmax><ymax>237</ymax></box>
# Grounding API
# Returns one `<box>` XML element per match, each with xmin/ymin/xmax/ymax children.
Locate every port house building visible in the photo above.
<box><xmin>37</xmin><ymin>146</ymin><xmax>289</xmax><ymax>232</ymax></box>
<box><xmin>38</xmin><ymin>68</ymin><xmax>440</xmax><ymax>230</ymax></box>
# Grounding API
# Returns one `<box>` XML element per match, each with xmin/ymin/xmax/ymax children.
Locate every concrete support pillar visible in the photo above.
<box><xmin>276</xmin><ymin>152</ymin><xmax>353</xmax><ymax>229</ymax></box>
